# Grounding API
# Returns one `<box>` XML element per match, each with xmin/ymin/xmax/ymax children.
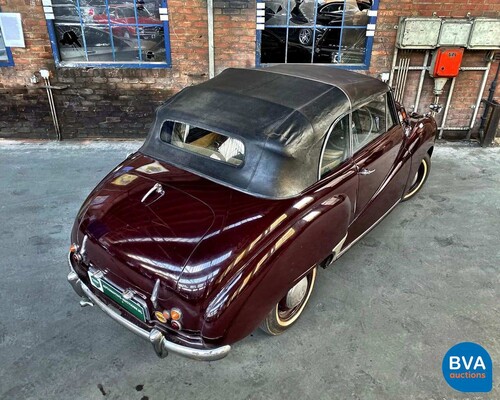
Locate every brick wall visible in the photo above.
<box><xmin>0</xmin><ymin>0</ymin><xmax>498</xmax><ymax>139</ymax></box>
<box><xmin>0</xmin><ymin>0</ymin><xmax>256</xmax><ymax>139</ymax></box>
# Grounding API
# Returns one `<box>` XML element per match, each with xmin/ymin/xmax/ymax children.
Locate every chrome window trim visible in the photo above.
<box><xmin>317</xmin><ymin>112</ymin><xmax>353</xmax><ymax>181</ymax></box>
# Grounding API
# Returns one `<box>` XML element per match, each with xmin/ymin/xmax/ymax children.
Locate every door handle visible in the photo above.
<box><xmin>359</xmin><ymin>168</ymin><xmax>375</xmax><ymax>175</ymax></box>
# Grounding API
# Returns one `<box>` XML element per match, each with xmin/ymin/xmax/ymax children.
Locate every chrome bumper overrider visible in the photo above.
<box><xmin>67</xmin><ymin>264</ymin><xmax>230</xmax><ymax>361</ymax></box>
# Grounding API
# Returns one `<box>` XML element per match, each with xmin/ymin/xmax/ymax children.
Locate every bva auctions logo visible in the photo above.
<box><xmin>442</xmin><ymin>342</ymin><xmax>492</xmax><ymax>393</ymax></box>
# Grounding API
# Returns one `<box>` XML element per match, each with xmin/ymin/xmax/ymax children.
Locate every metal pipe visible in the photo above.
<box><xmin>207</xmin><ymin>0</ymin><xmax>215</xmax><ymax>78</ymax></box>
<box><xmin>393</xmin><ymin>66</ymin><xmax>489</xmax><ymax>71</ymax></box>
<box><xmin>400</xmin><ymin>57</ymin><xmax>410</xmax><ymax>103</ymax></box>
<box><xmin>388</xmin><ymin>47</ymin><xmax>398</xmax><ymax>88</ymax></box>
<box><xmin>438</xmin><ymin>126</ymin><xmax>469</xmax><ymax>131</ymax></box>
<box><xmin>394</xmin><ymin>56</ymin><xmax>403</xmax><ymax>101</ymax></box>
<box><xmin>396</xmin><ymin>57</ymin><xmax>410</xmax><ymax>103</ymax></box>
<box><xmin>438</xmin><ymin>77</ymin><xmax>456</xmax><ymax>139</ymax></box>
<box><xmin>466</xmin><ymin>54</ymin><xmax>493</xmax><ymax>139</ymax></box>
<box><xmin>414</xmin><ymin>50</ymin><xmax>429</xmax><ymax>113</ymax></box>
<box><xmin>479</xmin><ymin>60</ymin><xmax>500</xmax><ymax>136</ymax></box>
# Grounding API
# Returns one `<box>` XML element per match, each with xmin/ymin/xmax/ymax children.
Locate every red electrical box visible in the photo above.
<box><xmin>430</xmin><ymin>48</ymin><xmax>464</xmax><ymax>78</ymax></box>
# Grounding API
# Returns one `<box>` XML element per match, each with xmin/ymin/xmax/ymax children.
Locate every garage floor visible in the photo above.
<box><xmin>0</xmin><ymin>141</ymin><xmax>499</xmax><ymax>400</ymax></box>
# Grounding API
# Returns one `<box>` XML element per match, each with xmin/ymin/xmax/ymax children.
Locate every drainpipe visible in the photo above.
<box><xmin>466</xmin><ymin>52</ymin><xmax>494</xmax><ymax>140</ymax></box>
<box><xmin>207</xmin><ymin>0</ymin><xmax>215</xmax><ymax>78</ymax></box>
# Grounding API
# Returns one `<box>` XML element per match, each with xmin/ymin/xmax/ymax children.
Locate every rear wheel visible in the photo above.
<box><xmin>402</xmin><ymin>154</ymin><xmax>431</xmax><ymax>201</ymax></box>
<box><xmin>259</xmin><ymin>267</ymin><xmax>317</xmax><ymax>336</ymax></box>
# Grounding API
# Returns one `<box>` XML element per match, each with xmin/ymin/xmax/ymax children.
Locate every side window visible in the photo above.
<box><xmin>320</xmin><ymin>114</ymin><xmax>350</xmax><ymax>178</ymax></box>
<box><xmin>352</xmin><ymin>94</ymin><xmax>387</xmax><ymax>153</ymax></box>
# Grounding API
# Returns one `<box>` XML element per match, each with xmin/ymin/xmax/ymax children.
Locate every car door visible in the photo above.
<box><xmin>346</xmin><ymin>92</ymin><xmax>408</xmax><ymax>243</ymax></box>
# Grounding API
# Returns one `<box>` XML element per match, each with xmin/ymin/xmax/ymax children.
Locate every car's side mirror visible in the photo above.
<box><xmin>429</xmin><ymin>104</ymin><xmax>443</xmax><ymax>114</ymax></box>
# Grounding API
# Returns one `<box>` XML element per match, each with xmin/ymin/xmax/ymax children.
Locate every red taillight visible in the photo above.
<box><xmin>171</xmin><ymin>320</ymin><xmax>181</xmax><ymax>330</ymax></box>
<box><xmin>69</xmin><ymin>243</ymin><xmax>77</xmax><ymax>253</ymax></box>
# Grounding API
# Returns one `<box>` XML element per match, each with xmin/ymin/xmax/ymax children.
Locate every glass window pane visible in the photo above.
<box><xmin>265</xmin><ymin>0</ymin><xmax>288</xmax><ymax>25</ymax></box>
<box><xmin>289</xmin><ymin>0</ymin><xmax>315</xmax><ymax>27</ymax></box>
<box><xmin>339</xmin><ymin>28</ymin><xmax>367</xmax><ymax>64</ymax></box>
<box><xmin>352</xmin><ymin>95</ymin><xmax>387</xmax><ymax>152</ymax></box>
<box><xmin>84</xmin><ymin>26</ymin><xmax>116</xmax><ymax>62</ymax></box>
<box><xmin>313</xmin><ymin>27</ymin><xmax>341</xmax><ymax>63</ymax></box>
<box><xmin>161</xmin><ymin>122</ymin><xmax>245</xmax><ymax>167</ymax></box>
<box><xmin>140</xmin><ymin>31</ymin><xmax>166</xmax><ymax>62</ymax></box>
<box><xmin>261</xmin><ymin>28</ymin><xmax>287</xmax><ymax>64</ymax></box>
<box><xmin>287</xmin><ymin>27</ymin><xmax>312</xmax><ymax>63</ymax></box>
<box><xmin>55</xmin><ymin>24</ymin><xmax>87</xmax><ymax>62</ymax></box>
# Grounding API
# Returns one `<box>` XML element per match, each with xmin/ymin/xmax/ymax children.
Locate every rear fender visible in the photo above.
<box><xmin>202</xmin><ymin>192</ymin><xmax>351</xmax><ymax>345</ymax></box>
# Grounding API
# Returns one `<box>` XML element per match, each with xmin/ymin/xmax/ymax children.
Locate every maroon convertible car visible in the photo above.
<box><xmin>68</xmin><ymin>65</ymin><xmax>437</xmax><ymax>360</ymax></box>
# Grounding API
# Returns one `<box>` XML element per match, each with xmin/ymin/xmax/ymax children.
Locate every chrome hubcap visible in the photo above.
<box><xmin>285</xmin><ymin>276</ymin><xmax>308</xmax><ymax>309</ymax></box>
<box><xmin>299</xmin><ymin>29</ymin><xmax>311</xmax><ymax>44</ymax></box>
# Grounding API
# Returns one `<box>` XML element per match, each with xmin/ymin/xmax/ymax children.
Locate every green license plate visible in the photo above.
<box><xmin>88</xmin><ymin>270</ymin><xmax>147</xmax><ymax>323</ymax></box>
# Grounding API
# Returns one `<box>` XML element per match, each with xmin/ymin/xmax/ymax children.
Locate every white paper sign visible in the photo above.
<box><xmin>0</xmin><ymin>13</ymin><xmax>25</xmax><ymax>48</ymax></box>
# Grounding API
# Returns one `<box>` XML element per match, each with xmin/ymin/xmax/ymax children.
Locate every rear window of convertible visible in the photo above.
<box><xmin>160</xmin><ymin>121</ymin><xmax>245</xmax><ymax>167</ymax></box>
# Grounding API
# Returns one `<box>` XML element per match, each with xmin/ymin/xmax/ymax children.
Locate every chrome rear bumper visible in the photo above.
<box><xmin>67</xmin><ymin>266</ymin><xmax>230</xmax><ymax>361</ymax></box>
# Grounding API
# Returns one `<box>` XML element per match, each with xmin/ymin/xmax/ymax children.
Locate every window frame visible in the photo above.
<box><xmin>0</xmin><ymin>7</ymin><xmax>15</xmax><ymax>67</ymax></box>
<box><xmin>45</xmin><ymin>0</ymin><xmax>172</xmax><ymax>69</ymax></box>
<box><xmin>256</xmin><ymin>0</ymin><xmax>379</xmax><ymax>70</ymax></box>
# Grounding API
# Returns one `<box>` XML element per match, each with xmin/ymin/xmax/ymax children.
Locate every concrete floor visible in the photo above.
<box><xmin>0</xmin><ymin>140</ymin><xmax>498</xmax><ymax>400</ymax></box>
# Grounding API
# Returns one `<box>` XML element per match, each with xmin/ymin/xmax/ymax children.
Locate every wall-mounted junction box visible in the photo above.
<box><xmin>438</xmin><ymin>19</ymin><xmax>473</xmax><ymax>47</ymax></box>
<box><xmin>396</xmin><ymin>18</ymin><xmax>442</xmax><ymax>49</ymax></box>
<box><xmin>468</xmin><ymin>18</ymin><xmax>500</xmax><ymax>50</ymax></box>
<box><xmin>397</xmin><ymin>17</ymin><xmax>500</xmax><ymax>50</ymax></box>
<box><xmin>430</xmin><ymin>48</ymin><xmax>464</xmax><ymax>78</ymax></box>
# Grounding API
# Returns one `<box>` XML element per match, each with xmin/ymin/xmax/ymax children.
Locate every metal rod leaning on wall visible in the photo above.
<box><xmin>47</xmin><ymin>77</ymin><xmax>61</xmax><ymax>141</ymax></box>
<box><xmin>394</xmin><ymin>56</ymin><xmax>403</xmax><ymax>101</ymax></box>
<box><xmin>396</xmin><ymin>57</ymin><xmax>410</xmax><ymax>103</ymax></box>
<box><xmin>438</xmin><ymin>77</ymin><xmax>456</xmax><ymax>140</ymax></box>
<box><xmin>40</xmin><ymin>70</ymin><xmax>61</xmax><ymax>141</ymax></box>
<box><xmin>466</xmin><ymin>52</ymin><xmax>494</xmax><ymax>140</ymax></box>
<box><xmin>401</xmin><ymin>57</ymin><xmax>411</xmax><ymax>104</ymax></box>
<box><xmin>414</xmin><ymin>51</ymin><xmax>429</xmax><ymax>113</ymax></box>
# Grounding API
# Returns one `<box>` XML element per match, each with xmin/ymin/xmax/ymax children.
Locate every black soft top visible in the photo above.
<box><xmin>141</xmin><ymin>65</ymin><xmax>389</xmax><ymax>199</ymax></box>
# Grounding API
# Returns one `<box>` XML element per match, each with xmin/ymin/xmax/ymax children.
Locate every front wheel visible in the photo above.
<box><xmin>402</xmin><ymin>154</ymin><xmax>431</xmax><ymax>201</ymax></box>
<box><xmin>259</xmin><ymin>267</ymin><xmax>317</xmax><ymax>336</ymax></box>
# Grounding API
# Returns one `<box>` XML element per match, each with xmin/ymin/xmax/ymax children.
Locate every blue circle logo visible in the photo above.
<box><xmin>442</xmin><ymin>342</ymin><xmax>493</xmax><ymax>393</ymax></box>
